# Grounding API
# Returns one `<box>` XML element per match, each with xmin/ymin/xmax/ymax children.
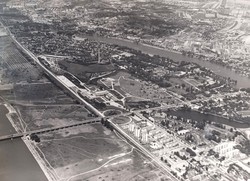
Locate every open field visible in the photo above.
<box><xmin>32</xmin><ymin>124</ymin><xmax>172</xmax><ymax>181</ymax></box>
<box><xmin>14</xmin><ymin>104</ymin><xmax>93</xmax><ymax>131</ymax></box>
<box><xmin>0</xmin><ymin>82</ymin><xmax>84</xmax><ymax>132</ymax></box>
<box><xmin>107</xmin><ymin>71</ymin><xmax>177</xmax><ymax>105</ymax></box>
<box><xmin>119</xmin><ymin>74</ymin><xmax>177</xmax><ymax>104</ymax></box>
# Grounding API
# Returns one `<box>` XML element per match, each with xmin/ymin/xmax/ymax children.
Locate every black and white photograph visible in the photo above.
<box><xmin>0</xmin><ymin>0</ymin><xmax>250</xmax><ymax>180</ymax></box>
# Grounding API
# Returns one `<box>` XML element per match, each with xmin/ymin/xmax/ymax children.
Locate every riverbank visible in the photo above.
<box><xmin>74</xmin><ymin>34</ymin><xmax>250</xmax><ymax>88</ymax></box>
<box><xmin>0</xmin><ymin>138</ymin><xmax>48</xmax><ymax>181</ymax></box>
<box><xmin>0</xmin><ymin>104</ymin><xmax>16</xmax><ymax>136</ymax></box>
<box><xmin>23</xmin><ymin>138</ymin><xmax>58</xmax><ymax>181</ymax></box>
<box><xmin>4</xmin><ymin>103</ymin><xmax>23</xmax><ymax>133</ymax></box>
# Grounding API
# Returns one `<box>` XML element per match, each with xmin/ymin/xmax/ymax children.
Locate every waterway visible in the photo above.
<box><xmin>0</xmin><ymin>105</ymin><xmax>15</xmax><ymax>137</ymax></box>
<box><xmin>0</xmin><ymin>105</ymin><xmax>47</xmax><ymax>181</ymax></box>
<box><xmin>75</xmin><ymin>35</ymin><xmax>250</xmax><ymax>89</ymax></box>
<box><xmin>167</xmin><ymin>109</ymin><xmax>250</xmax><ymax>128</ymax></box>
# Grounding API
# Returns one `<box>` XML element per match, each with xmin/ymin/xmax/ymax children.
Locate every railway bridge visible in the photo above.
<box><xmin>0</xmin><ymin>117</ymin><xmax>101</xmax><ymax>142</ymax></box>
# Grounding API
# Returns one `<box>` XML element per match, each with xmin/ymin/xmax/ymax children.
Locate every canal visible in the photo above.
<box><xmin>75</xmin><ymin>35</ymin><xmax>250</xmax><ymax>89</ymax></box>
<box><xmin>166</xmin><ymin>109</ymin><xmax>250</xmax><ymax>128</ymax></box>
<box><xmin>0</xmin><ymin>105</ymin><xmax>47</xmax><ymax>181</ymax></box>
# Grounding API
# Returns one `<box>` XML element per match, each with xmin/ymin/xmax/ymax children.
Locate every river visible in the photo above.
<box><xmin>0</xmin><ymin>105</ymin><xmax>15</xmax><ymax>137</ymax></box>
<box><xmin>0</xmin><ymin>105</ymin><xmax>47</xmax><ymax>181</ymax></box>
<box><xmin>75</xmin><ymin>35</ymin><xmax>250</xmax><ymax>89</ymax></box>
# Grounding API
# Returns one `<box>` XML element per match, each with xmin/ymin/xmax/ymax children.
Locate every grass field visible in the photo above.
<box><xmin>31</xmin><ymin>124</ymin><xmax>172</xmax><ymax>181</ymax></box>
<box><xmin>119</xmin><ymin>75</ymin><xmax>176</xmax><ymax>104</ymax></box>
<box><xmin>107</xmin><ymin>71</ymin><xmax>178</xmax><ymax>105</ymax></box>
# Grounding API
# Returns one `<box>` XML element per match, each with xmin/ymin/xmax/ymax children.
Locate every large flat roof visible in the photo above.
<box><xmin>57</xmin><ymin>75</ymin><xmax>76</xmax><ymax>88</ymax></box>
